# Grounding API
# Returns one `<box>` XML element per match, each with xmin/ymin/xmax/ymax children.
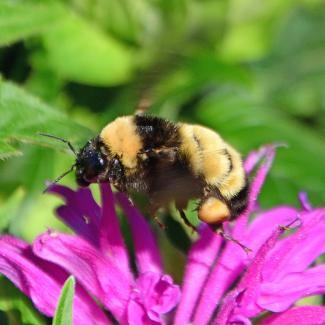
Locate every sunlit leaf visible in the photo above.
<box><xmin>253</xmin><ymin>7</ymin><xmax>325</xmax><ymax>120</ymax></box>
<box><xmin>52</xmin><ymin>276</ymin><xmax>75</xmax><ymax>325</ymax></box>
<box><xmin>42</xmin><ymin>7</ymin><xmax>135</xmax><ymax>86</ymax></box>
<box><xmin>0</xmin><ymin>1</ymin><xmax>63</xmax><ymax>46</ymax></box>
<box><xmin>0</xmin><ymin>188</ymin><xmax>24</xmax><ymax>232</ymax></box>
<box><xmin>0</xmin><ymin>80</ymin><xmax>94</xmax><ymax>159</ymax></box>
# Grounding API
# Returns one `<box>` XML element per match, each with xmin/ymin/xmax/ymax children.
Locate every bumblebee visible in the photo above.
<box><xmin>44</xmin><ymin>115</ymin><xmax>248</xmax><ymax>233</ymax></box>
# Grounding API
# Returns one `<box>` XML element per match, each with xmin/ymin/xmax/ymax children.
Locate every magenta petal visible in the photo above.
<box><xmin>48</xmin><ymin>184</ymin><xmax>100</xmax><ymax>223</ymax></box>
<box><xmin>235</xmin><ymin>228</ymin><xmax>282</xmax><ymax>317</ymax></box>
<box><xmin>259</xmin><ymin>306</ymin><xmax>325</xmax><ymax>325</ymax></box>
<box><xmin>192</xmin><ymin>252</ymin><xmax>246</xmax><ymax>325</ymax></box>
<box><xmin>99</xmin><ymin>184</ymin><xmax>131</xmax><ymax>277</ymax></box>
<box><xmin>116</xmin><ymin>193</ymin><xmax>162</xmax><ymax>274</ymax></box>
<box><xmin>56</xmin><ymin>205</ymin><xmax>100</xmax><ymax>246</ymax></box>
<box><xmin>127</xmin><ymin>300</ymin><xmax>160</xmax><ymax>325</ymax></box>
<box><xmin>245</xmin><ymin>146</ymin><xmax>275</xmax><ymax>215</ymax></box>
<box><xmin>212</xmin><ymin>289</ymin><xmax>242</xmax><ymax>325</ymax></box>
<box><xmin>298</xmin><ymin>192</ymin><xmax>312</xmax><ymax>211</ymax></box>
<box><xmin>262</xmin><ymin>209</ymin><xmax>325</xmax><ymax>282</ymax></box>
<box><xmin>192</xmin><ymin>146</ymin><xmax>276</xmax><ymax>325</ymax></box>
<box><xmin>258</xmin><ymin>265</ymin><xmax>325</xmax><ymax>312</ymax></box>
<box><xmin>134</xmin><ymin>272</ymin><xmax>180</xmax><ymax>320</ymax></box>
<box><xmin>73</xmin><ymin>286</ymin><xmax>113</xmax><ymax>325</ymax></box>
<box><xmin>173</xmin><ymin>225</ymin><xmax>222</xmax><ymax>325</ymax></box>
<box><xmin>0</xmin><ymin>236</ymin><xmax>111</xmax><ymax>325</ymax></box>
<box><xmin>230</xmin><ymin>145</ymin><xmax>276</xmax><ymax>240</ymax></box>
<box><xmin>48</xmin><ymin>184</ymin><xmax>101</xmax><ymax>246</ymax></box>
<box><xmin>245</xmin><ymin>207</ymin><xmax>298</xmax><ymax>250</ymax></box>
<box><xmin>229</xmin><ymin>314</ymin><xmax>252</xmax><ymax>325</ymax></box>
<box><xmin>33</xmin><ymin>231</ymin><xmax>131</xmax><ymax>323</ymax></box>
<box><xmin>244</xmin><ymin>146</ymin><xmax>269</xmax><ymax>174</ymax></box>
<box><xmin>0</xmin><ymin>237</ymin><xmax>59</xmax><ymax>316</ymax></box>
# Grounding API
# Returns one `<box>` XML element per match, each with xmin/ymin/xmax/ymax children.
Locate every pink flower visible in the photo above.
<box><xmin>0</xmin><ymin>182</ymin><xmax>180</xmax><ymax>324</ymax></box>
<box><xmin>0</xmin><ymin>145</ymin><xmax>324</xmax><ymax>325</ymax></box>
<box><xmin>174</xmin><ymin>145</ymin><xmax>325</xmax><ymax>325</ymax></box>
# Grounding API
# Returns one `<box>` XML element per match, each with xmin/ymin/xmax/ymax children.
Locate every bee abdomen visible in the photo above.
<box><xmin>179</xmin><ymin>124</ymin><xmax>231</xmax><ymax>185</ymax></box>
<box><xmin>218</xmin><ymin>145</ymin><xmax>246</xmax><ymax>200</ymax></box>
<box><xmin>228</xmin><ymin>181</ymin><xmax>249</xmax><ymax>218</ymax></box>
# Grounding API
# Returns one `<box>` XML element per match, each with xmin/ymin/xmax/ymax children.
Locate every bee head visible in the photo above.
<box><xmin>75</xmin><ymin>137</ymin><xmax>108</xmax><ymax>187</ymax></box>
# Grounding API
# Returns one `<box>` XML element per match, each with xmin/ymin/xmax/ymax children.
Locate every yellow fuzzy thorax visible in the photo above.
<box><xmin>100</xmin><ymin>116</ymin><xmax>143</xmax><ymax>169</ymax></box>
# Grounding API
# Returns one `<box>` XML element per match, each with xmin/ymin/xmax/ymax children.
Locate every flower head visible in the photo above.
<box><xmin>174</xmin><ymin>145</ymin><xmax>325</xmax><ymax>325</ymax></box>
<box><xmin>0</xmin><ymin>182</ymin><xmax>180</xmax><ymax>324</ymax></box>
<box><xmin>0</xmin><ymin>145</ymin><xmax>324</xmax><ymax>325</ymax></box>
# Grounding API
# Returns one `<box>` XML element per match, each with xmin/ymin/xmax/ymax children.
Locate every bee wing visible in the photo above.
<box><xmin>148</xmin><ymin>153</ymin><xmax>202</xmax><ymax>207</ymax></box>
<box><xmin>134</xmin><ymin>52</ymin><xmax>184</xmax><ymax>114</ymax></box>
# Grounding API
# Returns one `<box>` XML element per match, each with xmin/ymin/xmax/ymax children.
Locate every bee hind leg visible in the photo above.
<box><xmin>198</xmin><ymin>196</ymin><xmax>251</xmax><ymax>253</ymax></box>
<box><xmin>209</xmin><ymin>223</ymin><xmax>251</xmax><ymax>254</ymax></box>
<box><xmin>177</xmin><ymin>208</ymin><xmax>197</xmax><ymax>233</ymax></box>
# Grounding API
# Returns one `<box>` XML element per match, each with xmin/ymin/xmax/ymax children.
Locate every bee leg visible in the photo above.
<box><xmin>198</xmin><ymin>196</ymin><xmax>230</xmax><ymax>225</ymax></box>
<box><xmin>146</xmin><ymin>147</ymin><xmax>178</xmax><ymax>162</ymax></box>
<box><xmin>148</xmin><ymin>200</ymin><xmax>166</xmax><ymax>230</ymax></box>
<box><xmin>177</xmin><ymin>208</ymin><xmax>197</xmax><ymax>233</ymax></box>
<box><xmin>211</xmin><ymin>224</ymin><xmax>251</xmax><ymax>254</ymax></box>
<box><xmin>198</xmin><ymin>196</ymin><xmax>251</xmax><ymax>253</ymax></box>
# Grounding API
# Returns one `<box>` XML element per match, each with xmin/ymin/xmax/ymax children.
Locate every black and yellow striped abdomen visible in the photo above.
<box><xmin>178</xmin><ymin>123</ymin><xmax>246</xmax><ymax>199</ymax></box>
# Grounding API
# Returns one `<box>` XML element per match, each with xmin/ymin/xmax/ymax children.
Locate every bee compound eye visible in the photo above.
<box><xmin>76</xmin><ymin>168</ymin><xmax>83</xmax><ymax>176</ymax></box>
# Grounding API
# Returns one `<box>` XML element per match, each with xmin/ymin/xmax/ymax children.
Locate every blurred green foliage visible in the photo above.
<box><xmin>0</xmin><ymin>0</ymin><xmax>324</xmax><ymax>322</ymax></box>
<box><xmin>0</xmin><ymin>277</ymin><xmax>46</xmax><ymax>325</ymax></box>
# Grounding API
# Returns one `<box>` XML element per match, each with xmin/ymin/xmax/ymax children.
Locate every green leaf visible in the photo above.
<box><xmin>0</xmin><ymin>276</ymin><xmax>46</xmax><ymax>325</ymax></box>
<box><xmin>0</xmin><ymin>140</ymin><xmax>20</xmax><ymax>159</ymax></box>
<box><xmin>253</xmin><ymin>7</ymin><xmax>325</xmax><ymax>120</ymax></box>
<box><xmin>0</xmin><ymin>1</ymin><xmax>63</xmax><ymax>46</ymax></box>
<box><xmin>0</xmin><ymin>188</ymin><xmax>24</xmax><ymax>232</ymax></box>
<box><xmin>218</xmin><ymin>0</ymin><xmax>298</xmax><ymax>61</ymax></box>
<box><xmin>0</xmin><ymin>80</ymin><xmax>95</xmax><ymax>159</ymax></box>
<box><xmin>52</xmin><ymin>276</ymin><xmax>75</xmax><ymax>325</ymax></box>
<box><xmin>42</xmin><ymin>7</ymin><xmax>135</xmax><ymax>86</ymax></box>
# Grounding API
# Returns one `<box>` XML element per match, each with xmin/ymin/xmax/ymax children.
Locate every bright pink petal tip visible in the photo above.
<box><xmin>48</xmin><ymin>184</ymin><xmax>101</xmax><ymax>246</ymax></box>
<box><xmin>298</xmin><ymin>192</ymin><xmax>313</xmax><ymax>211</ymax></box>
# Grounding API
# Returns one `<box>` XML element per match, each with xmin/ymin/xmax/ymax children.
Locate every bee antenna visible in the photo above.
<box><xmin>39</xmin><ymin>133</ymin><xmax>78</xmax><ymax>156</ymax></box>
<box><xmin>43</xmin><ymin>164</ymin><xmax>76</xmax><ymax>193</ymax></box>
